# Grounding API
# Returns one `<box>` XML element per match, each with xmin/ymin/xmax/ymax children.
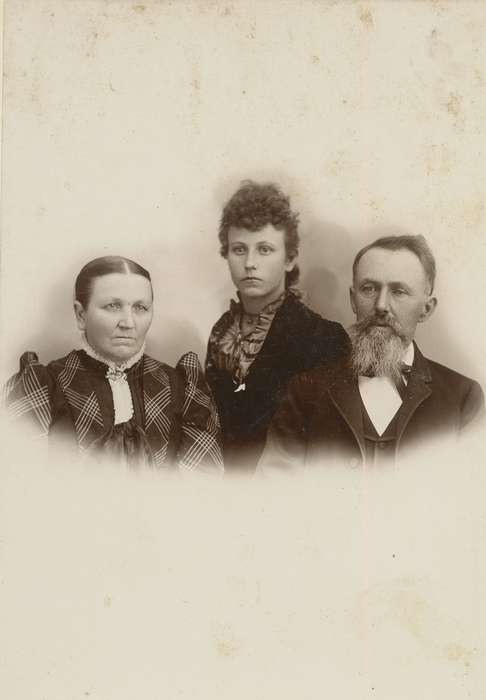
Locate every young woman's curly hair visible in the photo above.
<box><xmin>219</xmin><ymin>180</ymin><xmax>300</xmax><ymax>287</ymax></box>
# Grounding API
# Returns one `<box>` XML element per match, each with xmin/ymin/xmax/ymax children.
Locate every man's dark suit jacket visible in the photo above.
<box><xmin>258</xmin><ymin>343</ymin><xmax>484</xmax><ymax>472</ymax></box>
<box><xmin>206</xmin><ymin>293</ymin><xmax>350</xmax><ymax>472</ymax></box>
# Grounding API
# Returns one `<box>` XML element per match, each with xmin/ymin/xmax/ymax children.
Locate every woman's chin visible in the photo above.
<box><xmin>238</xmin><ymin>286</ymin><xmax>265</xmax><ymax>299</ymax></box>
<box><xmin>101</xmin><ymin>346</ymin><xmax>141</xmax><ymax>364</ymax></box>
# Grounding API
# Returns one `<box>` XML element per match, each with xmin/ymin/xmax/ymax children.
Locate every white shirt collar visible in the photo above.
<box><xmin>402</xmin><ymin>342</ymin><xmax>414</xmax><ymax>367</ymax></box>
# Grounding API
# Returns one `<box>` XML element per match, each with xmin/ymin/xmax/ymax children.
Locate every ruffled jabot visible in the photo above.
<box><xmin>81</xmin><ymin>335</ymin><xmax>145</xmax><ymax>424</ymax></box>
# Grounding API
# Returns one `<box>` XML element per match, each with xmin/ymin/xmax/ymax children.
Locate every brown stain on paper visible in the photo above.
<box><xmin>424</xmin><ymin>144</ymin><xmax>451</xmax><ymax>176</ymax></box>
<box><xmin>356</xmin><ymin>580</ymin><xmax>478</xmax><ymax>670</ymax></box>
<box><xmin>357</xmin><ymin>6</ymin><xmax>374</xmax><ymax>29</ymax></box>
<box><xmin>214</xmin><ymin>624</ymin><xmax>240</xmax><ymax>658</ymax></box>
<box><xmin>446</xmin><ymin>92</ymin><xmax>462</xmax><ymax>119</ymax></box>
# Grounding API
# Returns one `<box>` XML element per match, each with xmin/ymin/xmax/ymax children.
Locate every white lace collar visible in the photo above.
<box><xmin>81</xmin><ymin>334</ymin><xmax>145</xmax><ymax>381</ymax></box>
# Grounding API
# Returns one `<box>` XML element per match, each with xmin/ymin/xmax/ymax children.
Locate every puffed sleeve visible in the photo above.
<box><xmin>174</xmin><ymin>351</ymin><xmax>224</xmax><ymax>476</ymax></box>
<box><xmin>3</xmin><ymin>352</ymin><xmax>54</xmax><ymax>437</ymax></box>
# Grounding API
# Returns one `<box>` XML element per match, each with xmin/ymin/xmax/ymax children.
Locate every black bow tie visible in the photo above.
<box><xmin>362</xmin><ymin>363</ymin><xmax>413</xmax><ymax>379</ymax></box>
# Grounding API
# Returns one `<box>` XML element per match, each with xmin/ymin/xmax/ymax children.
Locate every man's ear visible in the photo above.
<box><xmin>349</xmin><ymin>286</ymin><xmax>357</xmax><ymax>315</ymax></box>
<box><xmin>74</xmin><ymin>301</ymin><xmax>86</xmax><ymax>331</ymax></box>
<box><xmin>418</xmin><ymin>295</ymin><xmax>437</xmax><ymax>323</ymax></box>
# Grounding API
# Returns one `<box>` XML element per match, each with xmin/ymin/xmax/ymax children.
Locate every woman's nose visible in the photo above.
<box><xmin>118</xmin><ymin>309</ymin><xmax>135</xmax><ymax>328</ymax></box>
<box><xmin>245</xmin><ymin>250</ymin><xmax>257</xmax><ymax>269</ymax></box>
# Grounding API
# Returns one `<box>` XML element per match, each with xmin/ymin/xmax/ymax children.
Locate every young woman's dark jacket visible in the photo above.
<box><xmin>205</xmin><ymin>290</ymin><xmax>350</xmax><ymax>472</ymax></box>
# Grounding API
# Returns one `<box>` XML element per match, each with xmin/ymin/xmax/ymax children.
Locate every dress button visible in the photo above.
<box><xmin>349</xmin><ymin>458</ymin><xmax>360</xmax><ymax>469</ymax></box>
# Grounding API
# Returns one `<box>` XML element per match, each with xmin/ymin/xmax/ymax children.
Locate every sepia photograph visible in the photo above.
<box><xmin>1</xmin><ymin>1</ymin><xmax>485</xmax><ymax>698</ymax></box>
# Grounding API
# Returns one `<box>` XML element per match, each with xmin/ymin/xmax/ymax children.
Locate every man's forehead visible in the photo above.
<box><xmin>355</xmin><ymin>247</ymin><xmax>427</xmax><ymax>283</ymax></box>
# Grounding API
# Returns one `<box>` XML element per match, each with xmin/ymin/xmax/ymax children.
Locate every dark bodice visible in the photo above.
<box><xmin>206</xmin><ymin>293</ymin><xmax>350</xmax><ymax>472</ymax></box>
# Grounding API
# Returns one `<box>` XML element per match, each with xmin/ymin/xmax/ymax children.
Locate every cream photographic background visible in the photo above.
<box><xmin>1</xmin><ymin>1</ymin><xmax>485</xmax><ymax>699</ymax></box>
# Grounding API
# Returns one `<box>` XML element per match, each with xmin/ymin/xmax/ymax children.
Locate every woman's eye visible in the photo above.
<box><xmin>232</xmin><ymin>246</ymin><xmax>245</xmax><ymax>255</ymax></box>
<box><xmin>259</xmin><ymin>245</ymin><xmax>272</xmax><ymax>254</ymax></box>
<box><xmin>135</xmin><ymin>304</ymin><xmax>149</xmax><ymax>312</ymax></box>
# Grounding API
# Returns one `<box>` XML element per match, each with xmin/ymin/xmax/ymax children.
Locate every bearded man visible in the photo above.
<box><xmin>257</xmin><ymin>234</ymin><xmax>484</xmax><ymax>472</ymax></box>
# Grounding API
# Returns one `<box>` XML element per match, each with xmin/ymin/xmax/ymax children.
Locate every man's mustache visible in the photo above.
<box><xmin>351</xmin><ymin>313</ymin><xmax>405</xmax><ymax>339</ymax></box>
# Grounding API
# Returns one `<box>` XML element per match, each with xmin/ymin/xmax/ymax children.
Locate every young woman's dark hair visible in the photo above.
<box><xmin>218</xmin><ymin>180</ymin><xmax>300</xmax><ymax>287</ymax></box>
<box><xmin>74</xmin><ymin>256</ymin><xmax>152</xmax><ymax>308</ymax></box>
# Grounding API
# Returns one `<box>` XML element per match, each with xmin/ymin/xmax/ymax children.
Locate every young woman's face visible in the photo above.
<box><xmin>74</xmin><ymin>273</ymin><xmax>154</xmax><ymax>363</ymax></box>
<box><xmin>227</xmin><ymin>224</ymin><xmax>295</xmax><ymax>306</ymax></box>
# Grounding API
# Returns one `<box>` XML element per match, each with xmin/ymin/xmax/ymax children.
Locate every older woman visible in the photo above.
<box><xmin>205</xmin><ymin>180</ymin><xmax>350</xmax><ymax>473</ymax></box>
<box><xmin>4</xmin><ymin>256</ymin><xmax>223</xmax><ymax>473</ymax></box>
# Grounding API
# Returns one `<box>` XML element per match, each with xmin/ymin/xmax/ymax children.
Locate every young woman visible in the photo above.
<box><xmin>205</xmin><ymin>181</ymin><xmax>350</xmax><ymax>473</ymax></box>
<box><xmin>5</xmin><ymin>256</ymin><xmax>223</xmax><ymax>473</ymax></box>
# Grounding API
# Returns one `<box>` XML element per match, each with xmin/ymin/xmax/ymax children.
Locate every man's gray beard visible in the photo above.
<box><xmin>349</xmin><ymin>319</ymin><xmax>407</xmax><ymax>383</ymax></box>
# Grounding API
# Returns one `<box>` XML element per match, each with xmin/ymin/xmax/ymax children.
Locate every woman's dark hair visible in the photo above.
<box><xmin>75</xmin><ymin>256</ymin><xmax>152</xmax><ymax>308</ymax></box>
<box><xmin>219</xmin><ymin>180</ymin><xmax>300</xmax><ymax>287</ymax></box>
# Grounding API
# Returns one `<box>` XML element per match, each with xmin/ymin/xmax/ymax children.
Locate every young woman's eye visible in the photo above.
<box><xmin>231</xmin><ymin>246</ymin><xmax>246</xmax><ymax>255</ymax></box>
<box><xmin>259</xmin><ymin>245</ymin><xmax>273</xmax><ymax>254</ymax></box>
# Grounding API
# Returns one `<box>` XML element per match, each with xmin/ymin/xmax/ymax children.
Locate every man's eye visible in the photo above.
<box><xmin>361</xmin><ymin>285</ymin><xmax>376</xmax><ymax>294</ymax></box>
<box><xmin>105</xmin><ymin>303</ymin><xmax>120</xmax><ymax>310</ymax></box>
<box><xmin>135</xmin><ymin>304</ymin><xmax>149</xmax><ymax>312</ymax></box>
<box><xmin>393</xmin><ymin>288</ymin><xmax>408</xmax><ymax>296</ymax></box>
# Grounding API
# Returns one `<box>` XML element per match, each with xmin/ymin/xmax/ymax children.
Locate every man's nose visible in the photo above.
<box><xmin>374</xmin><ymin>287</ymin><xmax>391</xmax><ymax>313</ymax></box>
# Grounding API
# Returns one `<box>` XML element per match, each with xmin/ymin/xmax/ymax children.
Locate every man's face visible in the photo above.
<box><xmin>350</xmin><ymin>247</ymin><xmax>437</xmax><ymax>345</ymax></box>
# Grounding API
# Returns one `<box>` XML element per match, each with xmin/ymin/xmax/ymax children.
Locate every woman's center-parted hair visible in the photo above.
<box><xmin>74</xmin><ymin>256</ymin><xmax>153</xmax><ymax>308</ymax></box>
<box><xmin>219</xmin><ymin>180</ymin><xmax>301</xmax><ymax>287</ymax></box>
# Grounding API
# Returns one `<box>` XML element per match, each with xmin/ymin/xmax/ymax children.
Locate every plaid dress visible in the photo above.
<box><xmin>3</xmin><ymin>349</ymin><xmax>223</xmax><ymax>474</ymax></box>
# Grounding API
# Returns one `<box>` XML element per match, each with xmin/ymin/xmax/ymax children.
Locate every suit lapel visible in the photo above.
<box><xmin>394</xmin><ymin>343</ymin><xmax>432</xmax><ymax>445</ymax></box>
<box><xmin>327</xmin><ymin>369</ymin><xmax>367</xmax><ymax>460</ymax></box>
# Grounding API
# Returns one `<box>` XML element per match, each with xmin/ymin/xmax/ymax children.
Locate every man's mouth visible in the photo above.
<box><xmin>242</xmin><ymin>276</ymin><xmax>261</xmax><ymax>281</ymax></box>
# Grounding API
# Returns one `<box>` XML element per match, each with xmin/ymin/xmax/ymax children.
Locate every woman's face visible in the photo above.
<box><xmin>74</xmin><ymin>273</ymin><xmax>154</xmax><ymax>364</ymax></box>
<box><xmin>227</xmin><ymin>224</ymin><xmax>295</xmax><ymax>306</ymax></box>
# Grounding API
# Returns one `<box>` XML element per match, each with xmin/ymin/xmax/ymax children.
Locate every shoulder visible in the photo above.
<box><xmin>422</xmin><ymin>356</ymin><xmax>477</xmax><ymax>389</ymax></box>
<box><xmin>422</xmin><ymin>354</ymin><xmax>481</xmax><ymax>395</ymax></box>
<box><xmin>6</xmin><ymin>349</ymin><xmax>80</xmax><ymax>383</ymax></box>
<box><xmin>279</xmin><ymin>294</ymin><xmax>348</xmax><ymax>336</ymax></box>
<box><xmin>143</xmin><ymin>351</ymin><xmax>205</xmax><ymax>384</ymax></box>
<box><xmin>47</xmin><ymin>349</ymin><xmax>84</xmax><ymax>373</ymax></box>
<box><xmin>276</xmin><ymin>295</ymin><xmax>351</xmax><ymax>364</ymax></box>
<box><xmin>208</xmin><ymin>309</ymin><xmax>234</xmax><ymax>340</ymax></box>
